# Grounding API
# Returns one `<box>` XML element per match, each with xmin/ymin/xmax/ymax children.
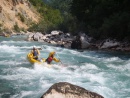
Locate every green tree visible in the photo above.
<box><xmin>70</xmin><ymin>0</ymin><xmax>130</xmax><ymax>41</ymax></box>
<box><xmin>29</xmin><ymin>0</ymin><xmax>63</xmax><ymax>32</ymax></box>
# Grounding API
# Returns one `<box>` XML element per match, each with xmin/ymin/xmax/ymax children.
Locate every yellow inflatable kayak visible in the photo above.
<box><xmin>27</xmin><ymin>53</ymin><xmax>46</xmax><ymax>64</ymax></box>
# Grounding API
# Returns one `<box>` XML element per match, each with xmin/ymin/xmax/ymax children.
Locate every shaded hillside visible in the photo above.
<box><xmin>70</xmin><ymin>0</ymin><xmax>130</xmax><ymax>41</ymax></box>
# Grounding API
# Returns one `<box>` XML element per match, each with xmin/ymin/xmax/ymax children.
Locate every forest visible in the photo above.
<box><xmin>29</xmin><ymin>0</ymin><xmax>130</xmax><ymax>41</ymax></box>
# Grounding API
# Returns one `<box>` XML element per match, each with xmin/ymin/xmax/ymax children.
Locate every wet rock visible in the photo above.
<box><xmin>99</xmin><ymin>39</ymin><xmax>120</xmax><ymax>49</ymax></box>
<box><xmin>41</xmin><ymin>82</ymin><xmax>104</xmax><ymax>98</ymax></box>
<box><xmin>51</xmin><ymin>30</ymin><xmax>60</xmax><ymax>35</ymax></box>
<box><xmin>80</xmin><ymin>36</ymin><xmax>90</xmax><ymax>49</ymax></box>
<box><xmin>71</xmin><ymin>35</ymin><xmax>82</xmax><ymax>49</ymax></box>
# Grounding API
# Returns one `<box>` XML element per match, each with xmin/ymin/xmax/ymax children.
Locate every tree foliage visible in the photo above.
<box><xmin>29</xmin><ymin>0</ymin><xmax>63</xmax><ymax>33</ymax></box>
<box><xmin>42</xmin><ymin>0</ymin><xmax>77</xmax><ymax>33</ymax></box>
<box><xmin>71</xmin><ymin>0</ymin><xmax>130</xmax><ymax>41</ymax></box>
<box><xmin>29</xmin><ymin>0</ymin><xmax>130</xmax><ymax>41</ymax></box>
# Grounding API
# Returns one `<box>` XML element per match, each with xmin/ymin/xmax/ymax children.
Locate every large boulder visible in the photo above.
<box><xmin>80</xmin><ymin>36</ymin><xmax>90</xmax><ymax>49</ymax></box>
<box><xmin>51</xmin><ymin>31</ymin><xmax>60</xmax><ymax>35</ymax></box>
<box><xmin>41</xmin><ymin>82</ymin><xmax>104</xmax><ymax>98</ymax></box>
<box><xmin>100</xmin><ymin>39</ymin><xmax>120</xmax><ymax>49</ymax></box>
<box><xmin>27</xmin><ymin>32</ymin><xmax>44</xmax><ymax>41</ymax></box>
<box><xmin>27</xmin><ymin>32</ymin><xmax>34</xmax><ymax>41</ymax></box>
<box><xmin>33</xmin><ymin>32</ymin><xmax>44</xmax><ymax>41</ymax></box>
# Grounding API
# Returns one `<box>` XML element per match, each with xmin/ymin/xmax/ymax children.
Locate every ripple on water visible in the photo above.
<box><xmin>0</xmin><ymin>36</ymin><xmax>130</xmax><ymax>98</ymax></box>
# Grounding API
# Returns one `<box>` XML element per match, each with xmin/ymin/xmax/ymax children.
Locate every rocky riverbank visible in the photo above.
<box><xmin>26</xmin><ymin>30</ymin><xmax>130</xmax><ymax>52</ymax></box>
<box><xmin>1</xmin><ymin>30</ymin><xmax>130</xmax><ymax>52</ymax></box>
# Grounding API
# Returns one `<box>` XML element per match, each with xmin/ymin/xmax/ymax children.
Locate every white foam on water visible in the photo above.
<box><xmin>0</xmin><ymin>54</ymin><xmax>15</xmax><ymax>58</ymax></box>
<box><xmin>10</xmin><ymin>94</ymin><xmax>20</xmax><ymax>98</ymax></box>
<box><xmin>0</xmin><ymin>45</ymin><xmax>20</xmax><ymax>53</ymax></box>
<box><xmin>107</xmin><ymin>63</ymin><xmax>130</xmax><ymax>72</ymax></box>
<box><xmin>43</xmin><ymin>46</ymin><xmax>56</xmax><ymax>52</ymax></box>
<box><xmin>17</xmin><ymin>67</ymin><xmax>36</xmax><ymax>73</ymax></box>
<box><xmin>0</xmin><ymin>73</ymin><xmax>34</xmax><ymax>81</ymax></box>
<box><xmin>80</xmin><ymin>63</ymin><xmax>98</xmax><ymax>70</ymax></box>
<box><xmin>82</xmin><ymin>72</ymin><xmax>106</xmax><ymax>85</ymax></box>
<box><xmin>20</xmin><ymin>91</ymin><xmax>33</xmax><ymax>98</ymax></box>
<box><xmin>39</xmin><ymin>79</ymin><xmax>53</xmax><ymax>90</ymax></box>
<box><xmin>0</xmin><ymin>93</ymin><xmax>11</xmax><ymax>98</ymax></box>
<box><xmin>70</xmin><ymin>50</ymin><xmax>80</xmax><ymax>55</ymax></box>
<box><xmin>1</xmin><ymin>36</ymin><xmax>130</xmax><ymax>98</ymax></box>
<box><xmin>2</xmin><ymin>40</ymin><xmax>28</xmax><ymax>44</ymax></box>
<box><xmin>103</xmin><ymin>57</ymin><xmax>121</xmax><ymax>62</ymax></box>
<box><xmin>33</xmin><ymin>63</ymin><xmax>56</xmax><ymax>74</ymax></box>
<box><xmin>95</xmin><ymin>86</ymin><xmax>116</xmax><ymax>98</ymax></box>
<box><xmin>0</xmin><ymin>60</ymin><xmax>23</xmax><ymax>68</ymax></box>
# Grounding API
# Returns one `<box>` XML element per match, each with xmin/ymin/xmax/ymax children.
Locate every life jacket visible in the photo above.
<box><xmin>46</xmin><ymin>57</ymin><xmax>53</xmax><ymax>64</ymax></box>
<box><xmin>33</xmin><ymin>50</ymin><xmax>38</xmax><ymax>56</ymax></box>
<box><xmin>32</xmin><ymin>50</ymin><xmax>38</xmax><ymax>60</ymax></box>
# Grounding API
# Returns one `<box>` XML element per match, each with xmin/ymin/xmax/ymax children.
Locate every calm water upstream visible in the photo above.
<box><xmin>0</xmin><ymin>35</ymin><xmax>130</xmax><ymax>98</ymax></box>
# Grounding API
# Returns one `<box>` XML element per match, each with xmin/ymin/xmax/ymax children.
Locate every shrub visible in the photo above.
<box><xmin>14</xmin><ymin>23</ymin><xmax>20</xmax><ymax>32</ymax></box>
<box><xmin>18</xmin><ymin>13</ymin><xmax>25</xmax><ymax>22</ymax></box>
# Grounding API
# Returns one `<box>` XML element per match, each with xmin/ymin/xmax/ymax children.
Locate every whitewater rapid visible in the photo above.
<box><xmin>0</xmin><ymin>35</ymin><xmax>130</xmax><ymax>98</ymax></box>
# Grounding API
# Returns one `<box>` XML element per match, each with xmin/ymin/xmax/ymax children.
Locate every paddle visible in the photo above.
<box><xmin>27</xmin><ymin>47</ymin><xmax>42</xmax><ymax>50</ymax></box>
<box><xmin>59</xmin><ymin>60</ymin><xmax>64</xmax><ymax>66</ymax></box>
<box><xmin>56</xmin><ymin>53</ymin><xmax>65</xmax><ymax>67</ymax></box>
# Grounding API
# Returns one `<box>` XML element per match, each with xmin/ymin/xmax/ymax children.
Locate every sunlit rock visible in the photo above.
<box><xmin>50</xmin><ymin>40</ymin><xmax>57</xmax><ymax>44</ymax></box>
<box><xmin>41</xmin><ymin>82</ymin><xmax>104</xmax><ymax>98</ymax></box>
<box><xmin>20</xmin><ymin>31</ymin><xmax>25</xmax><ymax>35</ymax></box>
<box><xmin>51</xmin><ymin>31</ymin><xmax>60</xmax><ymax>35</ymax></box>
<box><xmin>80</xmin><ymin>36</ymin><xmax>90</xmax><ymax>49</ymax></box>
<box><xmin>100</xmin><ymin>39</ymin><xmax>120</xmax><ymax>49</ymax></box>
<box><xmin>26</xmin><ymin>31</ymin><xmax>32</xmax><ymax>35</ymax></box>
<box><xmin>28</xmin><ymin>33</ymin><xmax>34</xmax><ymax>38</ymax></box>
<box><xmin>33</xmin><ymin>32</ymin><xmax>44</xmax><ymax>41</ymax></box>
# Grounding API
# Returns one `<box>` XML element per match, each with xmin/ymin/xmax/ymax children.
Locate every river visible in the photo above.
<box><xmin>0</xmin><ymin>35</ymin><xmax>130</xmax><ymax>98</ymax></box>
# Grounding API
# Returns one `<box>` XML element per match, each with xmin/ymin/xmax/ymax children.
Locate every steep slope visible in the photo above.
<box><xmin>0</xmin><ymin>0</ymin><xmax>40</xmax><ymax>31</ymax></box>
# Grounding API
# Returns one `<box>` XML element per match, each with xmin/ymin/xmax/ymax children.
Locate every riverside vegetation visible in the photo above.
<box><xmin>17</xmin><ymin>0</ymin><xmax>130</xmax><ymax>52</ymax></box>
<box><xmin>0</xmin><ymin>0</ymin><xmax>130</xmax><ymax>43</ymax></box>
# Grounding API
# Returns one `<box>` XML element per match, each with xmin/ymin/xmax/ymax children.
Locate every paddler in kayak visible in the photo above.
<box><xmin>31</xmin><ymin>46</ymin><xmax>40</xmax><ymax>60</ymax></box>
<box><xmin>45</xmin><ymin>51</ymin><xmax>60</xmax><ymax>64</ymax></box>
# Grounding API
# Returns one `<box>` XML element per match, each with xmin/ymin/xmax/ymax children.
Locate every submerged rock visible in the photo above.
<box><xmin>41</xmin><ymin>82</ymin><xmax>104</xmax><ymax>98</ymax></box>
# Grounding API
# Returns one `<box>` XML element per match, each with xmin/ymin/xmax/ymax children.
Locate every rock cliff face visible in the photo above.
<box><xmin>0</xmin><ymin>0</ymin><xmax>40</xmax><ymax>30</ymax></box>
<box><xmin>41</xmin><ymin>82</ymin><xmax>104</xmax><ymax>98</ymax></box>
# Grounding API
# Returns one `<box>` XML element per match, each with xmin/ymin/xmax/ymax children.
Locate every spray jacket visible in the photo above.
<box><xmin>46</xmin><ymin>52</ymin><xmax>60</xmax><ymax>64</ymax></box>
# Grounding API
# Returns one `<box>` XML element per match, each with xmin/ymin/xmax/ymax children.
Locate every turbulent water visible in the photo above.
<box><xmin>0</xmin><ymin>35</ymin><xmax>130</xmax><ymax>98</ymax></box>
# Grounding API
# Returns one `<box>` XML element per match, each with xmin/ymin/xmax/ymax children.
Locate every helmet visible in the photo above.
<box><xmin>49</xmin><ymin>51</ymin><xmax>55</xmax><ymax>57</ymax></box>
<box><xmin>33</xmin><ymin>46</ymin><xmax>36</xmax><ymax>50</ymax></box>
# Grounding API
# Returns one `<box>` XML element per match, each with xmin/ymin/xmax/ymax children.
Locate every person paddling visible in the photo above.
<box><xmin>31</xmin><ymin>46</ymin><xmax>40</xmax><ymax>60</ymax></box>
<box><xmin>45</xmin><ymin>51</ymin><xmax>60</xmax><ymax>64</ymax></box>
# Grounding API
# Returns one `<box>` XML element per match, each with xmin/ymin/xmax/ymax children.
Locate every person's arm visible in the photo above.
<box><xmin>37</xmin><ymin>49</ymin><xmax>40</xmax><ymax>55</ymax></box>
<box><xmin>30</xmin><ymin>50</ymin><xmax>33</xmax><ymax>54</ymax></box>
<box><xmin>53</xmin><ymin>57</ymin><xmax>60</xmax><ymax>62</ymax></box>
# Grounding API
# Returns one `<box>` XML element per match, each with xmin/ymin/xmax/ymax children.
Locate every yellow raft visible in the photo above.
<box><xmin>27</xmin><ymin>53</ymin><xmax>46</xmax><ymax>64</ymax></box>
